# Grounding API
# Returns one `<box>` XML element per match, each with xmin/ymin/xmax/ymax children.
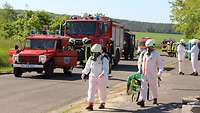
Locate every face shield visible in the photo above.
<box><xmin>146</xmin><ymin>46</ymin><xmax>155</xmax><ymax>56</ymax></box>
<box><xmin>91</xmin><ymin>52</ymin><xmax>101</xmax><ymax>61</ymax></box>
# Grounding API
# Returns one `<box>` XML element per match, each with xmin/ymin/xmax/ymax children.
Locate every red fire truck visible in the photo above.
<box><xmin>9</xmin><ymin>34</ymin><xmax>77</xmax><ymax>77</ymax></box>
<box><xmin>63</xmin><ymin>16</ymin><xmax>124</xmax><ymax>66</ymax></box>
<box><xmin>136</xmin><ymin>37</ymin><xmax>152</xmax><ymax>53</ymax></box>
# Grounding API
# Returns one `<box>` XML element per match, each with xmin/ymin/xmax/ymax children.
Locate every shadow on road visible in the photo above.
<box><xmin>133</xmin><ymin>102</ymin><xmax>182</xmax><ymax>113</ymax></box>
<box><xmin>112</xmin><ymin>64</ymin><xmax>138</xmax><ymax>72</ymax></box>
<box><xmin>172</xmin><ymin>88</ymin><xmax>200</xmax><ymax>92</ymax></box>
<box><xmin>95</xmin><ymin>102</ymin><xmax>181</xmax><ymax>113</ymax></box>
<box><xmin>109</xmin><ymin>77</ymin><xmax>127</xmax><ymax>82</ymax></box>
<box><xmin>23</xmin><ymin>73</ymin><xmax>82</xmax><ymax>81</ymax></box>
<box><xmin>164</xmin><ymin>67</ymin><xmax>175</xmax><ymax>72</ymax></box>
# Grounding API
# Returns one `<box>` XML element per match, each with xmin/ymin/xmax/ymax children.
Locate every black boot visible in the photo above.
<box><xmin>137</xmin><ymin>100</ymin><xmax>145</xmax><ymax>107</ymax></box>
<box><xmin>153</xmin><ymin>98</ymin><xmax>157</xmax><ymax>104</ymax></box>
<box><xmin>86</xmin><ymin>103</ymin><xmax>93</xmax><ymax>111</ymax></box>
<box><xmin>190</xmin><ymin>72</ymin><xmax>195</xmax><ymax>75</ymax></box>
<box><xmin>179</xmin><ymin>72</ymin><xmax>184</xmax><ymax>75</ymax></box>
<box><xmin>99</xmin><ymin>103</ymin><xmax>105</xmax><ymax>109</ymax></box>
<box><xmin>194</xmin><ymin>72</ymin><xmax>198</xmax><ymax>76</ymax></box>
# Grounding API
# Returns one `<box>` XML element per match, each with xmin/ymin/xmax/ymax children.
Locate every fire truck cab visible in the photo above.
<box><xmin>10</xmin><ymin>34</ymin><xmax>77</xmax><ymax>77</ymax></box>
<box><xmin>63</xmin><ymin>16</ymin><xmax>124</xmax><ymax>66</ymax></box>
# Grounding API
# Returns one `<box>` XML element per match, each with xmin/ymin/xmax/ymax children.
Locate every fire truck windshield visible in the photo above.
<box><xmin>66</xmin><ymin>21</ymin><xmax>96</xmax><ymax>35</ymax></box>
<box><xmin>138</xmin><ymin>41</ymin><xmax>145</xmax><ymax>46</ymax></box>
<box><xmin>26</xmin><ymin>39</ymin><xmax>55</xmax><ymax>49</ymax></box>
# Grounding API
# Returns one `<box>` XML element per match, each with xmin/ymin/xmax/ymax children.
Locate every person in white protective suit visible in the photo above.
<box><xmin>187</xmin><ymin>39</ymin><xmax>199</xmax><ymax>76</ymax></box>
<box><xmin>177</xmin><ymin>39</ymin><xmax>186</xmax><ymax>75</ymax></box>
<box><xmin>81</xmin><ymin>44</ymin><xmax>109</xmax><ymax>111</ymax></box>
<box><xmin>138</xmin><ymin>48</ymin><xmax>147</xmax><ymax>73</ymax></box>
<box><xmin>137</xmin><ymin>39</ymin><xmax>164</xmax><ymax>107</ymax></box>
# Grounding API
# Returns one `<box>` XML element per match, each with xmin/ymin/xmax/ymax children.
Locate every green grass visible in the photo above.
<box><xmin>0</xmin><ymin>38</ymin><xmax>15</xmax><ymax>73</ymax></box>
<box><xmin>0</xmin><ymin>66</ymin><xmax>13</xmax><ymax>73</ymax></box>
<box><xmin>134</xmin><ymin>32</ymin><xmax>184</xmax><ymax>44</ymax></box>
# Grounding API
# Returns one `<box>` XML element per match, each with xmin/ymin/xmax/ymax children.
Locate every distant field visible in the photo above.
<box><xmin>134</xmin><ymin>32</ymin><xmax>184</xmax><ymax>44</ymax></box>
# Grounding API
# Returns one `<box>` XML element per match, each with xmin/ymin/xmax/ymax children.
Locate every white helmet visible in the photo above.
<box><xmin>191</xmin><ymin>39</ymin><xmax>198</xmax><ymax>45</ymax></box>
<box><xmin>69</xmin><ymin>38</ymin><xmax>75</xmax><ymax>44</ymax></box>
<box><xmin>91</xmin><ymin>44</ymin><xmax>102</xmax><ymax>53</ymax></box>
<box><xmin>180</xmin><ymin>39</ymin><xmax>185</xmax><ymax>43</ymax></box>
<box><xmin>145</xmin><ymin>39</ymin><xmax>155</xmax><ymax>47</ymax></box>
<box><xmin>82</xmin><ymin>37</ymin><xmax>91</xmax><ymax>44</ymax></box>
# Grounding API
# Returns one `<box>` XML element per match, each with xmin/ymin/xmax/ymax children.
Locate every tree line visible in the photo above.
<box><xmin>113</xmin><ymin>19</ymin><xmax>177</xmax><ymax>34</ymax></box>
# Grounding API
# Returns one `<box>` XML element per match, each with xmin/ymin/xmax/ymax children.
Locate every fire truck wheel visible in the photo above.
<box><xmin>44</xmin><ymin>61</ymin><xmax>54</xmax><ymax>76</ymax></box>
<box><xmin>114</xmin><ymin>49</ymin><xmax>120</xmax><ymax>65</ymax></box>
<box><xmin>130</xmin><ymin>49</ymin><xmax>134</xmax><ymax>60</ymax></box>
<box><xmin>63</xmin><ymin>67</ymin><xmax>73</xmax><ymax>76</ymax></box>
<box><xmin>14</xmin><ymin>67</ymin><xmax>22</xmax><ymax>77</ymax></box>
<box><xmin>109</xmin><ymin>63</ymin><xmax>112</xmax><ymax>74</ymax></box>
<box><xmin>37</xmin><ymin>69</ymin><xmax>43</xmax><ymax>74</ymax></box>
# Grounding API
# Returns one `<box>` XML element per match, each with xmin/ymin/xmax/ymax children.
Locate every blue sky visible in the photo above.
<box><xmin>0</xmin><ymin>0</ymin><xmax>172</xmax><ymax>23</ymax></box>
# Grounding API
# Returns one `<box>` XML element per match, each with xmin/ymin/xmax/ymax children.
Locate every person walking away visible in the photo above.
<box><xmin>177</xmin><ymin>39</ymin><xmax>186</xmax><ymax>75</ymax></box>
<box><xmin>187</xmin><ymin>39</ymin><xmax>199</xmax><ymax>76</ymax></box>
<box><xmin>81</xmin><ymin>44</ymin><xmax>109</xmax><ymax>111</ymax></box>
<box><xmin>137</xmin><ymin>39</ymin><xmax>163</xmax><ymax>107</ymax></box>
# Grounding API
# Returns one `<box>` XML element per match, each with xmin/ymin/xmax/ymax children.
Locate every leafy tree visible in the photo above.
<box><xmin>0</xmin><ymin>2</ymin><xmax>17</xmax><ymax>39</ymax></box>
<box><xmin>35</xmin><ymin>11</ymin><xmax>52</xmax><ymax>29</ymax></box>
<box><xmin>49</xmin><ymin>15</ymin><xmax>69</xmax><ymax>34</ymax></box>
<box><xmin>12</xmin><ymin>11</ymin><xmax>40</xmax><ymax>47</ymax></box>
<box><xmin>1</xmin><ymin>2</ymin><xmax>17</xmax><ymax>22</ymax></box>
<box><xmin>170</xmin><ymin>0</ymin><xmax>200</xmax><ymax>38</ymax></box>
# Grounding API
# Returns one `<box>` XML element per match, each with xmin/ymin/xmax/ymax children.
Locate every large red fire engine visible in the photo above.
<box><xmin>63</xmin><ymin>15</ymin><xmax>124</xmax><ymax>66</ymax></box>
<box><xmin>9</xmin><ymin>34</ymin><xmax>77</xmax><ymax>77</ymax></box>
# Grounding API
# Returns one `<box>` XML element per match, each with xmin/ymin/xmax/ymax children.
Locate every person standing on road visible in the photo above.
<box><xmin>137</xmin><ymin>39</ymin><xmax>164</xmax><ymax>107</ymax></box>
<box><xmin>187</xmin><ymin>39</ymin><xmax>199</xmax><ymax>76</ymax></box>
<box><xmin>177</xmin><ymin>39</ymin><xmax>186</xmax><ymax>75</ymax></box>
<box><xmin>137</xmin><ymin>48</ymin><xmax>147</xmax><ymax>73</ymax></box>
<box><xmin>81</xmin><ymin>44</ymin><xmax>109</xmax><ymax>111</ymax></box>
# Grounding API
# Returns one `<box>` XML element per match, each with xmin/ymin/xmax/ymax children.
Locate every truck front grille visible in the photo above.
<box><xmin>19</xmin><ymin>56</ymin><xmax>39</xmax><ymax>64</ymax></box>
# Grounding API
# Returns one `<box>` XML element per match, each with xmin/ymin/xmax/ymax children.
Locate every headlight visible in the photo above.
<box><xmin>12</xmin><ymin>54</ymin><xmax>19</xmax><ymax>63</ymax></box>
<box><xmin>39</xmin><ymin>55</ymin><xmax>47</xmax><ymax>64</ymax></box>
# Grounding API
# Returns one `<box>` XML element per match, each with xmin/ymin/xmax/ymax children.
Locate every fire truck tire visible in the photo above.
<box><xmin>109</xmin><ymin>63</ymin><xmax>112</xmax><ymax>74</ymax></box>
<box><xmin>14</xmin><ymin>67</ymin><xmax>22</xmax><ymax>77</ymax></box>
<box><xmin>130</xmin><ymin>49</ymin><xmax>134</xmax><ymax>60</ymax></box>
<box><xmin>114</xmin><ymin>49</ymin><xmax>120</xmax><ymax>65</ymax></box>
<box><xmin>37</xmin><ymin>69</ymin><xmax>43</xmax><ymax>74</ymax></box>
<box><xmin>63</xmin><ymin>67</ymin><xmax>73</xmax><ymax>76</ymax></box>
<box><xmin>44</xmin><ymin>61</ymin><xmax>54</xmax><ymax>76</ymax></box>
<box><xmin>124</xmin><ymin>52</ymin><xmax>128</xmax><ymax>60</ymax></box>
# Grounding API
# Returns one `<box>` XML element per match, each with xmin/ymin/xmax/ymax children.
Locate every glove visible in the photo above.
<box><xmin>81</xmin><ymin>74</ymin><xmax>87</xmax><ymax>81</ymax></box>
<box><xmin>158</xmin><ymin>77</ymin><xmax>162</xmax><ymax>81</ymax></box>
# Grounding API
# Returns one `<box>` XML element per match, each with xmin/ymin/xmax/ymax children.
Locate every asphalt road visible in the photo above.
<box><xmin>0</xmin><ymin>55</ymin><xmax>178</xmax><ymax>113</ymax></box>
<box><xmin>0</xmin><ymin>58</ymin><xmax>140</xmax><ymax>113</ymax></box>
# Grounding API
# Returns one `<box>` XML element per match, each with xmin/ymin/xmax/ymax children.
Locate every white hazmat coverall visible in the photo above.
<box><xmin>139</xmin><ymin>50</ymin><xmax>163</xmax><ymax>101</ymax></box>
<box><xmin>177</xmin><ymin>44</ymin><xmax>186</xmax><ymax>72</ymax></box>
<box><xmin>187</xmin><ymin>44</ymin><xmax>199</xmax><ymax>73</ymax></box>
<box><xmin>138</xmin><ymin>51</ymin><xmax>146</xmax><ymax>73</ymax></box>
<box><xmin>82</xmin><ymin>55</ymin><xmax>109</xmax><ymax>104</ymax></box>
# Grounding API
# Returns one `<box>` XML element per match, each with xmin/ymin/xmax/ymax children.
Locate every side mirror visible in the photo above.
<box><xmin>15</xmin><ymin>45</ymin><xmax>19</xmax><ymax>50</ymax></box>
